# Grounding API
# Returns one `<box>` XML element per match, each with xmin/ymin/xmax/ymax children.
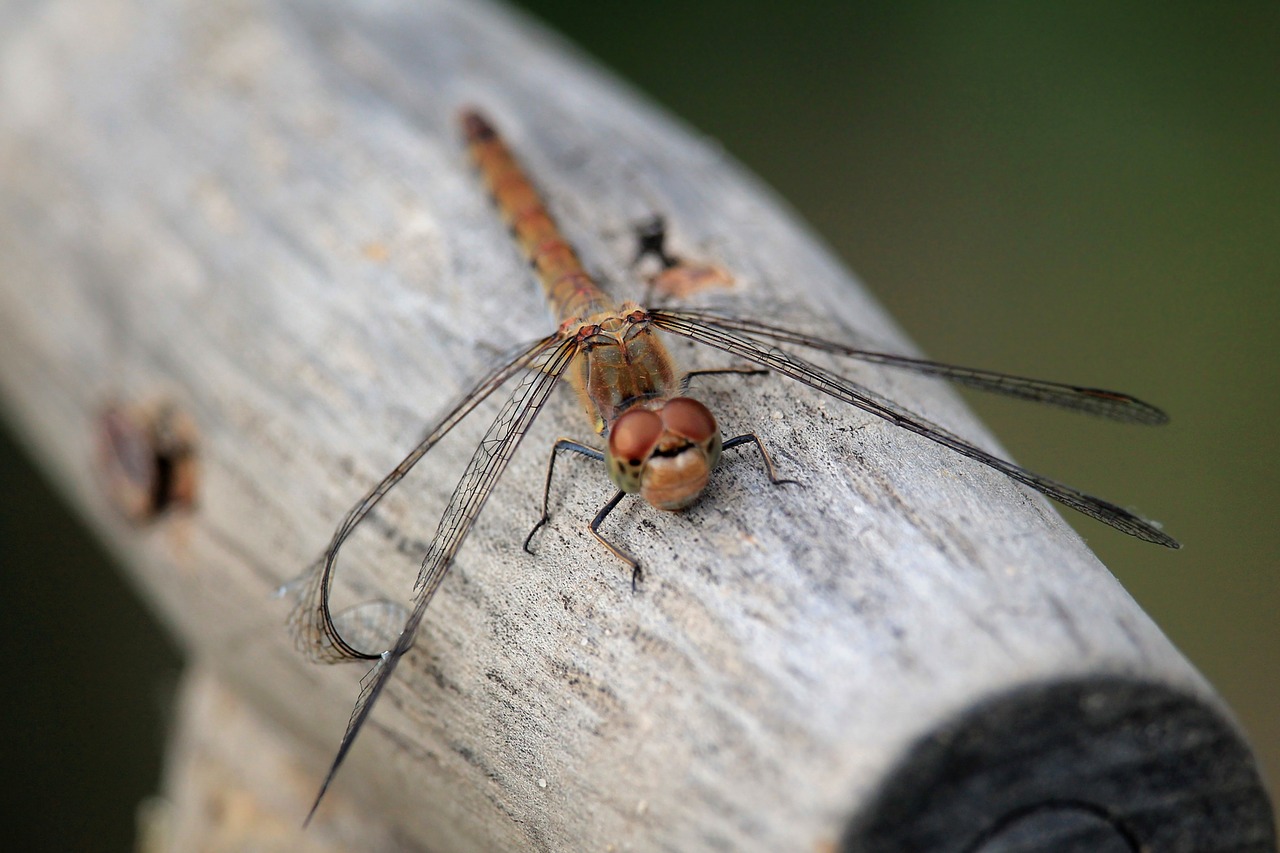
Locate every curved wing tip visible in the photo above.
<box><xmin>1139</xmin><ymin>405</ymin><xmax>1171</xmax><ymax>426</ymax></box>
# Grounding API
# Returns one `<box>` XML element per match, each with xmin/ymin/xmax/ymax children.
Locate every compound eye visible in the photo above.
<box><xmin>609</xmin><ymin>409</ymin><xmax>663</xmax><ymax>465</ymax></box>
<box><xmin>660</xmin><ymin>397</ymin><xmax>717</xmax><ymax>444</ymax></box>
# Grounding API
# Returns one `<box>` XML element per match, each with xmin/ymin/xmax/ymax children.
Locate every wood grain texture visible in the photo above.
<box><xmin>0</xmin><ymin>0</ymin><xmax>1272</xmax><ymax>850</ymax></box>
<box><xmin>140</xmin><ymin>667</ymin><xmax>413</xmax><ymax>853</ymax></box>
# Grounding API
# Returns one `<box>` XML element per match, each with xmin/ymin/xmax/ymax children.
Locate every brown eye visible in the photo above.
<box><xmin>609</xmin><ymin>409</ymin><xmax>663</xmax><ymax>464</ymax></box>
<box><xmin>660</xmin><ymin>397</ymin><xmax>717</xmax><ymax>443</ymax></box>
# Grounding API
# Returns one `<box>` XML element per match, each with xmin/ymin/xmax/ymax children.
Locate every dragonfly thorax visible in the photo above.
<box><xmin>606</xmin><ymin>397</ymin><xmax>723</xmax><ymax>511</ymax></box>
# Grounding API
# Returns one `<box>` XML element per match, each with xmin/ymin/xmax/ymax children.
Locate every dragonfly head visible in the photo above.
<box><xmin>607</xmin><ymin>397</ymin><xmax>723</xmax><ymax>511</ymax></box>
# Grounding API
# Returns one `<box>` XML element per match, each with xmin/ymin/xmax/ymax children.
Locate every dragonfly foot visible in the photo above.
<box><xmin>523</xmin><ymin>515</ymin><xmax>549</xmax><ymax>555</ymax></box>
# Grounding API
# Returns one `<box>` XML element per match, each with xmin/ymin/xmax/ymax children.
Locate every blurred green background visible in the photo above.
<box><xmin>0</xmin><ymin>2</ymin><xmax>1274</xmax><ymax>849</ymax></box>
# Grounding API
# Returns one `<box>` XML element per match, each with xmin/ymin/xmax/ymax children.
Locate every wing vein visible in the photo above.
<box><xmin>662</xmin><ymin>309</ymin><xmax>1168</xmax><ymax>425</ymax></box>
<box><xmin>650</xmin><ymin>310</ymin><xmax>1177</xmax><ymax>548</ymax></box>
<box><xmin>302</xmin><ymin>334</ymin><xmax>580</xmax><ymax>824</ymax></box>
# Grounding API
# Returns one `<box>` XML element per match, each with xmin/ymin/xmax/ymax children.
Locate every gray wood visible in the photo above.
<box><xmin>141</xmin><ymin>666</ymin><xmax>414</xmax><ymax>853</ymax></box>
<box><xmin>0</xmin><ymin>0</ymin><xmax>1271</xmax><ymax>850</ymax></box>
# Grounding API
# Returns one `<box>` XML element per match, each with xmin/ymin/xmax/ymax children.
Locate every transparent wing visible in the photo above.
<box><xmin>303</xmin><ymin>334</ymin><xmax>580</xmax><ymax>824</ymax></box>
<box><xmin>649</xmin><ymin>310</ymin><xmax>1178</xmax><ymax>548</ymax></box>
<box><xmin>287</xmin><ymin>332</ymin><xmax>561</xmax><ymax>665</ymax></box>
<box><xmin>661</xmin><ymin>309</ymin><xmax>1168</xmax><ymax>425</ymax></box>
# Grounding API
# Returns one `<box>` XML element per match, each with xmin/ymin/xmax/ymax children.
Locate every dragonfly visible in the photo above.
<box><xmin>288</xmin><ymin>108</ymin><xmax>1177</xmax><ymax>822</ymax></box>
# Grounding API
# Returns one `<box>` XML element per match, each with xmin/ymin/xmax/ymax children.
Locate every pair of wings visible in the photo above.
<box><xmin>287</xmin><ymin>306</ymin><xmax>1175</xmax><ymax>822</ymax></box>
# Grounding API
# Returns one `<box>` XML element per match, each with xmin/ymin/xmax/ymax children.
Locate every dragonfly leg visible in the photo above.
<box><xmin>523</xmin><ymin>438</ymin><xmax>604</xmax><ymax>555</ymax></box>
<box><xmin>724</xmin><ymin>433</ymin><xmax>799</xmax><ymax>487</ymax></box>
<box><xmin>587</xmin><ymin>490</ymin><xmax>643</xmax><ymax>589</ymax></box>
<box><xmin>680</xmin><ymin>366</ymin><xmax>769</xmax><ymax>392</ymax></box>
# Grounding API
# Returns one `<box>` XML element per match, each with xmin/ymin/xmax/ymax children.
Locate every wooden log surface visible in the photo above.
<box><xmin>0</xmin><ymin>0</ymin><xmax>1273</xmax><ymax>850</ymax></box>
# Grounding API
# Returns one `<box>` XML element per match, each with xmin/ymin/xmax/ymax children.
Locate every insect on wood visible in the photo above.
<box><xmin>286</xmin><ymin>109</ymin><xmax>1177</xmax><ymax>824</ymax></box>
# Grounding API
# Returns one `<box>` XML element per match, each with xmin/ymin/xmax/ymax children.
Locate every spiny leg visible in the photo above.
<box><xmin>523</xmin><ymin>442</ymin><xmax>643</xmax><ymax>588</ymax></box>
<box><xmin>585</xmin><ymin>435</ymin><xmax>794</xmax><ymax>591</ymax></box>
<box><xmin>528</xmin><ymin>464</ymin><xmax>642</xmax><ymax>590</ymax></box>
<box><xmin>587</xmin><ymin>490</ymin><xmax>643</xmax><ymax>590</ymax></box>
<box><xmin>680</xmin><ymin>365</ymin><xmax>769</xmax><ymax>393</ymax></box>
<box><xmin>523</xmin><ymin>438</ymin><xmax>604</xmax><ymax>554</ymax></box>
<box><xmin>724</xmin><ymin>432</ymin><xmax>799</xmax><ymax>487</ymax></box>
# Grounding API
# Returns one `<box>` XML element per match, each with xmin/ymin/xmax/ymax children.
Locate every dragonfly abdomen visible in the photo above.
<box><xmin>462</xmin><ymin>108</ymin><xmax>609</xmax><ymax>324</ymax></box>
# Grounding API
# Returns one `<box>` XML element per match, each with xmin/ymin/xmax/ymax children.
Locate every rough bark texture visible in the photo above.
<box><xmin>0</xmin><ymin>0</ymin><xmax>1272</xmax><ymax>850</ymax></box>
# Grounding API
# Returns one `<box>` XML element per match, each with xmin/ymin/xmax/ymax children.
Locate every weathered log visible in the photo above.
<box><xmin>0</xmin><ymin>0</ymin><xmax>1272</xmax><ymax>850</ymax></box>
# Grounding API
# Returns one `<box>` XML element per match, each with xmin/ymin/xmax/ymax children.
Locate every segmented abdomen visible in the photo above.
<box><xmin>461</xmin><ymin>110</ymin><xmax>608</xmax><ymax>324</ymax></box>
